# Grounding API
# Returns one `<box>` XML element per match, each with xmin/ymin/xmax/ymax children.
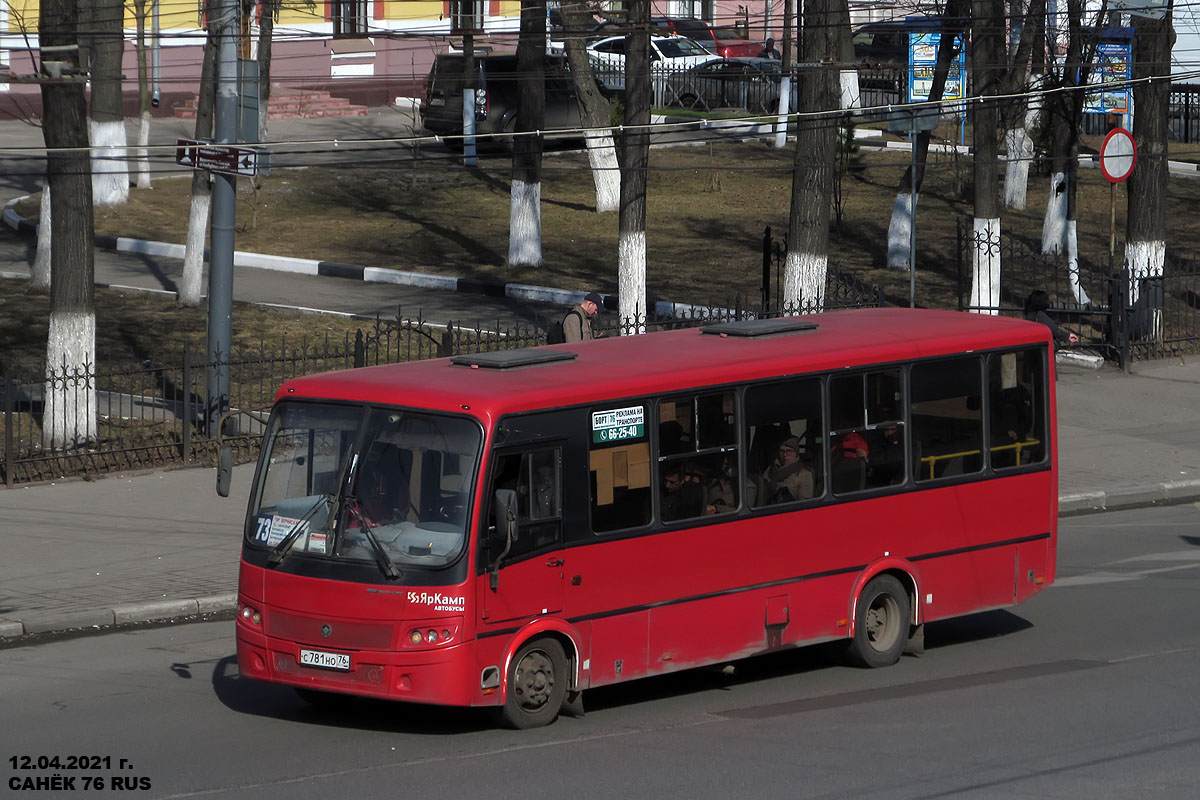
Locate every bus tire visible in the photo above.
<box><xmin>494</xmin><ymin>637</ymin><xmax>567</xmax><ymax>730</ymax></box>
<box><xmin>847</xmin><ymin>574</ymin><xmax>910</xmax><ymax>669</ymax></box>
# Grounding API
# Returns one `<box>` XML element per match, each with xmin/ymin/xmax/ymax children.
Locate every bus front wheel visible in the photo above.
<box><xmin>848</xmin><ymin>574</ymin><xmax>910</xmax><ymax>668</ymax></box>
<box><xmin>494</xmin><ymin>637</ymin><xmax>567</xmax><ymax>730</ymax></box>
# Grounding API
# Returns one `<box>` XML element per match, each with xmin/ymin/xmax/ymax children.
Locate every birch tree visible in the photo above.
<box><xmin>560</xmin><ymin>0</ymin><xmax>619</xmax><ymax>212</ymax></box>
<box><xmin>1000</xmin><ymin>0</ymin><xmax>1045</xmax><ymax>209</ymax></box>
<box><xmin>40</xmin><ymin>0</ymin><xmax>97</xmax><ymax>447</ymax></box>
<box><xmin>86</xmin><ymin>0</ymin><xmax>130</xmax><ymax>205</ymax></box>
<box><xmin>132</xmin><ymin>0</ymin><xmax>152</xmax><ymax>189</ymax></box>
<box><xmin>1124</xmin><ymin>4</ymin><xmax>1173</xmax><ymax>324</ymax></box>
<box><xmin>783</xmin><ymin>0</ymin><xmax>840</xmax><ymax>310</ymax></box>
<box><xmin>885</xmin><ymin>0</ymin><xmax>970</xmax><ymax>270</ymax></box>
<box><xmin>1040</xmin><ymin>0</ymin><xmax>1094</xmax><ymax>304</ymax></box>
<box><xmin>969</xmin><ymin>0</ymin><xmax>1004</xmax><ymax>314</ymax></box>
<box><xmin>256</xmin><ymin>0</ymin><xmax>277</xmax><ymax>152</ymax></box>
<box><xmin>508</xmin><ymin>0</ymin><xmax>547</xmax><ymax>267</ymax></box>
<box><xmin>180</xmin><ymin>13</ymin><xmax>219</xmax><ymax>307</ymax></box>
<box><xmin>617</xmin><ymin>0</ymin><xmax>650</xmax><ymax>331</ymax></box>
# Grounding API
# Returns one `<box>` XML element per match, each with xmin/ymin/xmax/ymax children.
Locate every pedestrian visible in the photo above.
<box><xmin>1023</xmin><ymin>290</ymin><xmax>1078</xmax><ymax>350</ymax></box>
<box><xmin>562</xmin><ymin>291</ymin><xmax>605</xmax><ymax>343</ymax></box>
<box><xmin>758</xmin><ymin>38</ymin><xmax>781</xmax><ymax>60</ymax></box>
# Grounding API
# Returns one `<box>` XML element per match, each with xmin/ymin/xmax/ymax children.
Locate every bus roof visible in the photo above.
<box><xmin>276</xmin><ymin>308</ymin><xmax>1052</xmax><ymax>416</ymax></box>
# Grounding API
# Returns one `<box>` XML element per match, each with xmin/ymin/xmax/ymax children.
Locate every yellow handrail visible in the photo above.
<box><xmin>918</xmin><ymin>439</ymin><xmax>1041</xmax><ymax>479</ymax></box>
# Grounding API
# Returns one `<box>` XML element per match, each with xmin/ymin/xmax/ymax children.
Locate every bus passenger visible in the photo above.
<box><xmin>662</xmin><ymin>463</ymin><xmax>704</xmax><ymax>521</ymax></box>
<box><xmin>756</xmin><ymin>437</ymin><xmax>814</xmax><ymax>504</ymax></box>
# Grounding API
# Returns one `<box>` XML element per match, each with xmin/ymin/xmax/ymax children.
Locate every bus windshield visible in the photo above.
<box><xmin>247</xmin><ymin>402</ymin><xmax>482</xmax><ymax>573</ymax></box>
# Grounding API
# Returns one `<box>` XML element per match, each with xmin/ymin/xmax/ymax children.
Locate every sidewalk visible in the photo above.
<box><xmin>2</xmin><ymin>356</ymin><xmax>1199</xmax><ymax>641</ymax></box>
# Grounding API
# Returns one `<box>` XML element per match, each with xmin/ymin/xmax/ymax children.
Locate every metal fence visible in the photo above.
<box><xmin>955</xmin><ymin>219</ymin><xmax>1200</xmax><ymax>364</ymax></box>
<box><xmin>1</xmin><ymin>272</ymin><xmax>885</xmax><ymax>486</ymax></box>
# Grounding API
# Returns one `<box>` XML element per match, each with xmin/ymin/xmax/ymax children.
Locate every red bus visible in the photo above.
<box><xmin>236</xmin><ymin>308</ymin><xmax>1057</xmax><ymax>728</ymax></box>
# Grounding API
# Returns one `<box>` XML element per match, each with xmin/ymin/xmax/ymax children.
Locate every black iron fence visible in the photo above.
<box><xmin>955</xmin><ymin>219</ymin><xmax>1200</xmax><ymax>364</ymax></box>
<box><xmin>1</xmin><ymin>270</ymin><xmax>885</xmax><ymax>486</ymax></box>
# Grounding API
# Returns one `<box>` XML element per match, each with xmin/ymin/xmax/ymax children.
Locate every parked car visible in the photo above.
<box><xmin>663</xmin><ymin>57</ymin><xmax>795</xmax><ymax>115</ymax></box>
<box><xmin>587</xmin><ymin>34</ymin><xmax>716</xmax><ymax>90</ymax></box>
<box><xmin>588</xmin><ymin>17</ymin><xmax>763</xmax><ymax>57</ymax></box>
<box><xmin>420</xmin><ymin>53</ymin><xmax>596</xmax><ymax>150</ymax></box>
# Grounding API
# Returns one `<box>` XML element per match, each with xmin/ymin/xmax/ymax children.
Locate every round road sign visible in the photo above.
<box><xmin>1100</xmin><ymin>127</ymin><xmax>1136</xmax><ymax>183</ymax></box>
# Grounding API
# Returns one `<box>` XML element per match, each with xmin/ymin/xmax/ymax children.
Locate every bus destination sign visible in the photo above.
<box><xmin>592</xmin><ymin>405</ymin><xmax>645</xmax><ymax>444</ymax></box>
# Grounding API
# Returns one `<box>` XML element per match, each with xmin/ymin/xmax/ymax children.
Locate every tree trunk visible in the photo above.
<box><xmin>783</xmin><ymin>0</ymin><xmax>839</xmax><ymax>311</ymax></box>
<box><xmin>180</xmin><ymin>13</ymin><xmax>219</xmax><ymax>307</ymax></box>
<box><xmin>773</xmin><ymin>0</ymin><xmax>793</xmax><ymax>149</ymax></box>
<box><xmin>618</xmin><ymin>0</ymin><xmax>650</xmax><ymax>332</ymax></box>
<box><xmin>40</xmin><ymin>0</ymin><xmax>97</xmax><ymax>448</ymax></box>
<box><xmin>561</xmin><ymin>0</ymin><xmax>619</xmax><ymax>211</ymax></box>
<box><xmin>970</xmin><ymin>0</ymin><xmax>1004</xmax><ymax>314</ymax></box>
<box><xmin>1042</xmin><ymin>0</ymin><xmax>1093</xmax><ymax>304</ymax></box>
<box><xmin>1125</xmin><ymin>6</ymin><xmax>1173</xmax><ymax>318</ymax></box>
<box><xmin>256</xmin><ymin>0</ymin><xmax>275</xmax><ymax>166</ymax></box>
<box><xmin>886</xmin><ymin>0</ymin><xmax>970</xmax><ymax>269</ymax></box>
<box><xmin>86</xmin><ymin>0</ymin><xmax>129</xmax><ymax>205</ymax></box>
<box><xmin>32</xmin><ymin>184</ymin><xmax>52</xmax><ymax>288</ymax></box>
<box><xmin>135</xmin><ymin>0</ymin><xmax>152</xmax><ymax>189</ymax></box>
<box><xmin>833</xmin><ymin>0</ymin><xmax>859</xmax><ymax>110</ymax></box>
<box><xmin>1001</xmin><ymin>0</ymin><xmax>1045</xmax><ymax>209</ymax></box>
<box><xmin>508</xmin><ymin>0</ymin><xmax>546</xmax><ymax>268</ymax></box>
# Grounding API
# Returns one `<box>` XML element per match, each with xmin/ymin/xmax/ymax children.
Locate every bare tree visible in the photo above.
<box><xmin>1040</xmin><ymin>0</ymin><xmax>1099</xmax><ymax>305</ymax></box>
<box><xmin>131</xmin><ymin>0</ymin><xmax>153</xmax><ymax>189</ymax></box>
<box><xmin>256</xmin><ymin>0</ymin><xmax>277</xmax><ymax>153</ymax></box>
<box><xmin>509</xmin><ymin>0</ymin><xmax>546</xmax><ymax>267</ymax></box>
<box><xmin>85</xmin><ymin>0</ymin><xmax>130</xmax><ymax>205</ymax></box>
<box><xmin>40</xmin><ymin>0</ymin><xmax>97</xmax><ymax>447</ymax></box>
<box><xmin>885</xmin><ymin>0</ymin><xmax>970</xmax><ymax>270</ymax></box>
<box><xmin>783</xmin><ymin>0</ymin><xmax>840</xmax><ymax>310</ymax></box>
<box><xmin>1124</xmin><ymin>5</ymin><xmax>1174</xmax><ymax>322</ymax></box>
<box><xmin>618</xmin><ymin>0</ymin><xmax>650</xmax><ymax>331</ymax></box>
<box><xmin>559</xmin><ymin>0</ymin><xmax>619</xmax><ymax>212</ymax></box>
<box><xmin>970</xmin><ymin>0</ymin><xmax>1004</xmax><ymax>314</ymax></box>
<box><xmin>1000</xmin><ymin>0</ymin><xmax>1045</xmax><ymax>209</ymax></box>
<box><xmin>180</xmin><ymin>12</ymin><xmax>219</xmax><ymax>307</ymax></box>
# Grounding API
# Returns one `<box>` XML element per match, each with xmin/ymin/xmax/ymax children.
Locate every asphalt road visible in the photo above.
<box><xmin>3</xmin><ymin>504</ymin><xmax>1199</xmax><ymax>799</ymax></box>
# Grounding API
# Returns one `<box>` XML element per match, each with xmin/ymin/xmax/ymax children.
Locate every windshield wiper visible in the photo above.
<box><xmin>352</xmin><ymin>510</ymin><xmax>403</xmax><ymax>580</ymax></box>
<box><xmin>268</xmin><ymin>495</ymin><xmax>331</xmax><ymax>566</ymax></box>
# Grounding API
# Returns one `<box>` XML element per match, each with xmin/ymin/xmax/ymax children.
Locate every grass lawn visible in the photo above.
<box><xmin>7</xmin><ymin>129</ymin><xmax>1200</xmax><ymax>373</ymax></box>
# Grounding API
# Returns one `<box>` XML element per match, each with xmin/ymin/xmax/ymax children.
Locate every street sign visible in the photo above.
<box><xmin>175</xmin><ymin>137</ymin><xmax>258</xmax><ymax>177</ymax></box>
<box><xmin>1100</xmin><ymin>127</ymin><xmax>1136</xmax><ymax>183</ymax></box>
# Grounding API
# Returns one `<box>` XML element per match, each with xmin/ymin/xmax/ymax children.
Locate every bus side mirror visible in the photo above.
<box><xmin>490</xmin><ymin>489</ymin><xmax>518</xmax><ymax>590</ymax></box>
<box><xmin>217</xmin><ymin>444</ymin><xmax>233</xmax><ymax>497</ymax></box>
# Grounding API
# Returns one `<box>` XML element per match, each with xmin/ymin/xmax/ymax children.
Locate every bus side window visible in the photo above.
<box><xmin>657</xmin><ymin>391</ymin><xmax>740</xmax><ymax>522</ymax></box>
<box><xmin>829</xmin><ymin>369</ymin><xmax>905</xmax><ymax>494</ymax></box>
<box><xmin>989</xmin><ymin>349</ymin><xmax>1047</xmax><ymax>469</ymax></box>
<box><xmin>590</xmin><ymin>403</ymin><xmax>653</xmax><ymax>533</ymax></box>
<box><xmin>487</xmin><ymin>448</ymin><xmax>563</xmax><ymax>560</ymax></box>
<box><xmin>911</xmin><ymin>356</ymin><xmax>984</xmax><ymax>482</ymax></box>
<box><xmin>744</xmin><ymin>378</ymin><xmax>823</xmax><ymax>508</ymax></box>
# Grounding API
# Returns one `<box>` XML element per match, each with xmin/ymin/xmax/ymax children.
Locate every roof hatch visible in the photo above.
<box><xmin>700</xmin><ymin>318</ymin><xmax>819</xmax><ymax>338</ymax></box>
<box><xmin>450</xmin><ymin>349</ymin><xmax>578</xmax><ymax>370</ymax></box>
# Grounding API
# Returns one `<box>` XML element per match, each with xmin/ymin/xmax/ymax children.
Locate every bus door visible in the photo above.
<box><xmin>480</xmin><ymin>446</ymin><xmax>566</xmax><ymax>624</ymax></box>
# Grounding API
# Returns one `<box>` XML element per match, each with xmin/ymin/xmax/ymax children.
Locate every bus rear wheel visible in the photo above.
<box><xmin>848</xmin><ymin>574</ymin><xmax>910</xmax><ymax>668</ymax></box>
<box><xmin>494</xmin><ymin>637</ymin><xmax>567</xmax><ymax>730</ymax></box>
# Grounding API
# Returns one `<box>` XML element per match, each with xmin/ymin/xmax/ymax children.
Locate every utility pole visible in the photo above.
<box><xmin>206</xmin><ymin>0</ymin><xmax>238</xmax><ymax>435</ymax></box>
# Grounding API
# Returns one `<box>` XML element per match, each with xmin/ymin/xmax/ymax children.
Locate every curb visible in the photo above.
<box><xmin>0</xmin><ymin>593</ymin><xmax>236</xmax><ymax>641</ymax></box>
<box><xmin>1058</xmin><ymin>479</ymin><xmax>1200</xmax><ymax>516</ymax></box>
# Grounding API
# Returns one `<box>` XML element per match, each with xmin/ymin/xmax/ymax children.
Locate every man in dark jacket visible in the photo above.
<box><xmin>1023</xmin><ymin>290</ymin><xmax>1078</xmax><ymax>350</ymax></box>
<box><xmin>563</xmin><ymin>291</ymin><xmax>604</xmax><ymax>342</ymax></box>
